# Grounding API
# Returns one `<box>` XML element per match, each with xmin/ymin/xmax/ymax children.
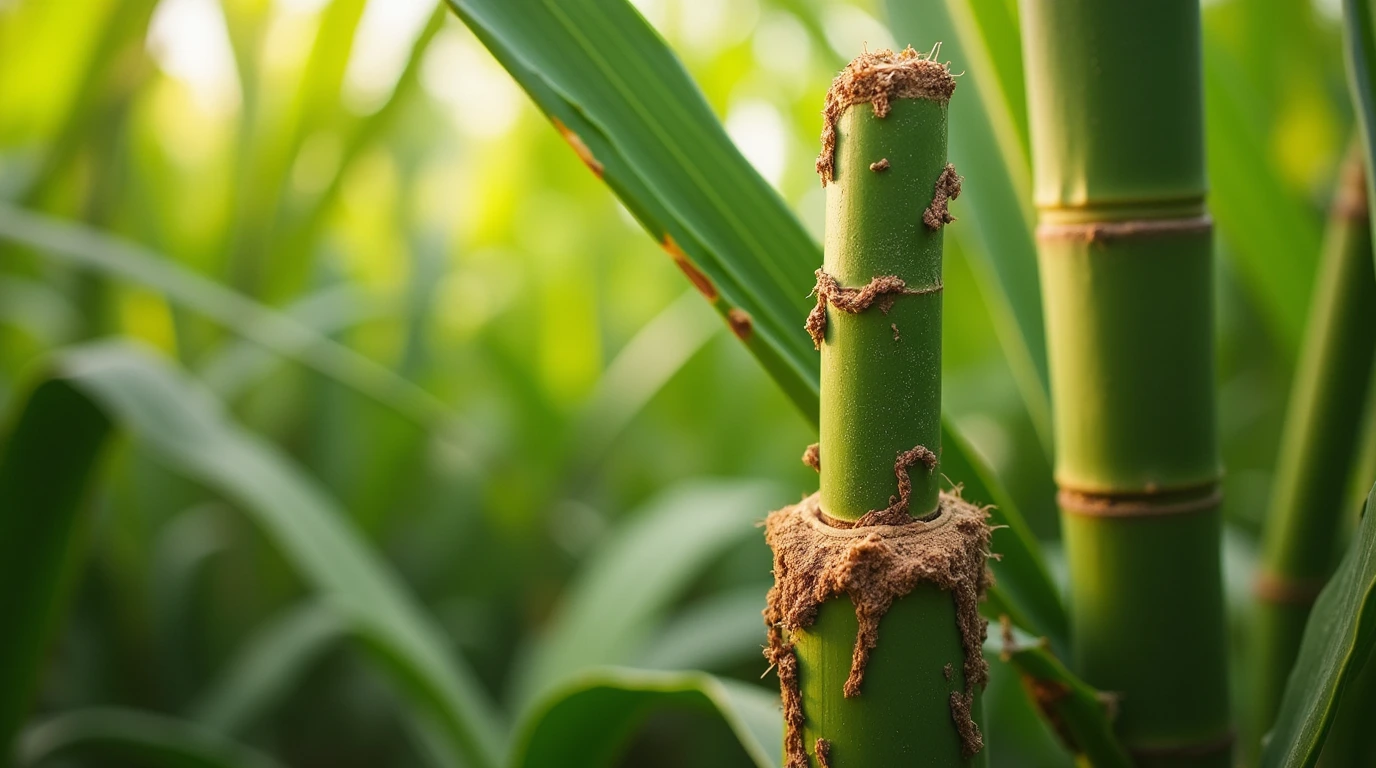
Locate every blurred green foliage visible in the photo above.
<box><xmin>0</xmin><ymin>0</ymin><xmax>1361</xmax><ymax>765</ymax></box>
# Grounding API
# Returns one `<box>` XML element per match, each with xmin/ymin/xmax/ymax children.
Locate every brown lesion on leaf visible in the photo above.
<box><xmin>817</xmin><ymin>47</ymin><xmax>957</xmax><ymax>186</ymax></box>
<box><xmin>923</xmin><ymin>163</ymin><xmax>962</xmax><ymax>230</ymax></box>
<box><xmin>870</xmin><ymin>158</ymin><xmax>890</xmax><ymax>172</ymax></box>
<box><xmin>806</xmin><ymin>268</ymin><xmax>942</xmax><ymax>349</ymax></box>
<box><xmin>661</xmin><ymin>234</ymin><xmax>719</xmax><ymax>301</ymax></box>
<box><xmin>727</xmin><ymin>308</ymin><xmax>753</xmax><ymax>340</ymax></box>
<box><xmin>802</xmin><ymin>443</ymin><xmax>821</xmax><ymax>472</ymax></box>
<box><xmin>550</xmin><ymin>117</ymin><xmax>604</xmax><ymax>177</ymax></box>
<box><xmin>764</xmin><ymin>488</ymin><xmax>992</xmax><ymax>767</ymax></box>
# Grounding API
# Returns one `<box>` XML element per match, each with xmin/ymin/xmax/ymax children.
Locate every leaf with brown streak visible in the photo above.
<box><xmin>662</xmin><ymin>234</ymin><xmax>718</xmax><ymax>301</ymax></box>
<box><xmin>551</xmin><ymin>117</ymin><xmax>604</xmax><ymax>177</ymax></box>
<box><xmin>727</xmin><ymin>308</ymin><xmax>752</xmax><ymax>340</ymax></box>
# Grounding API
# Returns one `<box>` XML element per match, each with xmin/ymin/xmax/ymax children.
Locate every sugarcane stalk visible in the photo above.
<box><xmin>764</xmin><ymin>47</ymin><xmax>990</xmax><ymax>768</ymax></box>
<box><xmin>1253</xmin><ymin>148</ymin><xmax>1376</xmax><ymax>734</ymax></box>
<box><xmin>1018</xmin><ymin>2</ymin><xmax>1232</xmax><ymax>764</ymax></box>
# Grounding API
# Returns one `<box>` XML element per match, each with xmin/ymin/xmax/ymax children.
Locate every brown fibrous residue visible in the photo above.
<box><xmin>661</xmin><ymin>235</ymin><xmax>718</xmax><ymax>301</ymax></box>
<box><xmin>763</xmin><ymin>488</ymin><xmax>992</xmax><ymax>767</ymax></box>
<box><xmin>806</xmin><ymin>268</ymin><xmax>941</xmax><ymax>349</ymax></box>
<box><xmin>891</xmin><ymin>322</ymin><xmax>901</xmax><ymax>342</ymax></box>
<box><xmin>727</xmin><ymin>308</ymin><xmax>753</xmax><ymax>340</ymax></box>
<box><xmin>949</xmin><ymin>690</ymin><xmax>984</xmax><ymax>757</ymax></box>
<box><xmin>870</xmin><ymin>158</ymin><xmax>890</xmax><ymax>172</ymax></box>
<box><xmin>551</xmin><ymin>118</ymin><xmax>604</xmax><ymax>178</ymax></box>
<box><xmin>923</xmin><ymin>163</ymin><xmax>962</xmax><ymax>230</ymax></box>
<box><xmin>802</xmin><ymin>443</ymin><xmax>821</xmax><ymax>473</ymax></box>
<box><xmin>815</xmin><ymin>738</ymin><xmax>832</xmax><ymax>768</ymax></box>
<box><xmin>851</xmin><ymin>445</ymin><xmax>938</xmax><ymax>528</ymax></box>
<box><xmin>817</xmin><ymin>47</ymin><xmax>957</xmax><ymax>186</ymax></box>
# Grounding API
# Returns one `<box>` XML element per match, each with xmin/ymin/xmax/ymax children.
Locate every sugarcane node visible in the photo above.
<box><xmin>1035</xmin><ymin>215</ymin><xmax>1213</xmax><ymax>243</ymax></box>
<box><xmin>816</xmin><ymin>47</ymin><xmax>956</xmax><ymax>186</ymax></box>
<box><xmin>763</xmin><ymin>486</ymin><xmax>992</xmax><ymax>767</ymax></box>
<box><xmin>805</xmin><ymin>268</ymin><xmax>942</xmax><ymax>349</ymax></box>
<box><xmin>1057</xmin><ymin>485</ymin><xmax>1222</xmax><ymax>518</ymax></box>
<box><xmin>923</xmin><ymin>163</ymin><xmax>962</xmax><ymax>230</ymax></box>
<box><xmin>1253</xmin><ymin>569</ymin><xmax>1327</xmax><ymax>605</ymax></box>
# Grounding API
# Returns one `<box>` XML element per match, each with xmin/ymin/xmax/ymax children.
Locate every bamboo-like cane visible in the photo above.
<box><xmin>1019</xmin><ymin>2</ymin><xmax>1232</xmax><ymax>764</ymax></box>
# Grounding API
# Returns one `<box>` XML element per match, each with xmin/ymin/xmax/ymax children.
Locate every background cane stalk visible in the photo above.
<box><xmin>1252</xmin><ymin>147</ymin><xmax>1376</xmax><ymax>738</ymax></box>
<box><xmin>1020</xmin><ymin>1</ymin><xmax>1232</xmax><ymax>763</ymax></box>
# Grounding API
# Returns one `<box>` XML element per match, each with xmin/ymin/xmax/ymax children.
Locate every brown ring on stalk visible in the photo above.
<box><xmin>1058</xmin><ymin>486</ymin><xmax>1222</xmax><ymax>518</ymax></box>
<box><xmin>1035</xmin><ymin>215</ymin><xmax>1213</xmax><ymax>243</ymax></box>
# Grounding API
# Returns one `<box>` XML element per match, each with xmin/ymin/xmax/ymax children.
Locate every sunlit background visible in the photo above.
<box><xmin>0</xmin><ymin>0</ymin><xmax>1361</xmax><ymax>765</ymax></box>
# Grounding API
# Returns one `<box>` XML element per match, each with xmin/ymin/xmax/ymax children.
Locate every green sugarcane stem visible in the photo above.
<box><xmin>791</xmin><ymin>47</ymin><xmax>984</xmax><ymax>767</ymax></box>
<box><xmin>817</xmin><ymin>99</ymin><xmax>948</xmax><ymax>523</ymax></box>
<box><xmin>1253</xmin><ymin>149</ymin><xmax>1376</xmax><ymax>733</ymax></box>
<box><xmin>1019</xmin><ymin>1</ymin><xmax>1232</xmax><ymax>763</ymax></box>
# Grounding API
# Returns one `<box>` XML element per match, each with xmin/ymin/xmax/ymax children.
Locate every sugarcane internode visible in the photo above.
<box><xmin>763</xmin><ymin>46</ymin><xmax>991</xmax><ymax>768</ymax></box>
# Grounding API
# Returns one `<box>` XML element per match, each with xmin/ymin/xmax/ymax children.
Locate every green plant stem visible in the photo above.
<box><xmin>1253</xmin><ymin>150</ymin><xmax>1376</xmax><ymax>733</ymax></box>
<box><xmin>1019</xmin><ymin>1</ymin><xmax>1232</xmax><ymax>764</ymax></box>
<box><xmin>817</xmin><ymin>96</ymin><xmax>945</xmax><ymax>522</ymax></box>
<box><xmin>798</xmin><ymin>52</ymin><xmax>983</xmax><ymax>767</ymax></box>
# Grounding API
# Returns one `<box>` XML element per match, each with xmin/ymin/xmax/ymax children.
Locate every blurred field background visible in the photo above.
<box><xmin>0</xmin><ymin>0</ymin><xmax>1359</xmax><ymax>765</ymax></box>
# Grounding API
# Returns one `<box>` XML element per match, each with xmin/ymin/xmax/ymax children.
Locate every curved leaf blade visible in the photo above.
<box><xmin>515</xmin><ymin>481</ymin><xmax>779</xmax><ymax>703</ymax></box>
<box><xmin>0</xmin><ymin>342</ymin><xmax>505</xmax><ymax>768</ymax></box>
<box><xmin>513</xmin><ymin>669</ymin><xmax>780</xmax><ymax>768</ymax></box>
<box><xmin>992</xmin><ymin>625</ymin><xmax>1131</xmax><ymax>768</ymax></box>
<box><xmin>1261</xmin><ymin>483</ymin><xmax>1376</xmax><ymax>767</ymax></box>
<box><xmin>443</xmin><ymin>0</ymin><xmax>819</xmax><ymax>417</ymax></box>
<box><xmin>17</xmin><ymin>708</ymin><xmax>283</xmax><ymax>768</ymax></box>
<box><xmin>0</xmin><ymin>378</ymin><xmax>111</xmax><ymax>755</ymax></box>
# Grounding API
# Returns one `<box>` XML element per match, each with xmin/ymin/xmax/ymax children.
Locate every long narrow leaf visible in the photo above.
<box><xmin>17</xmin><ymin>708</ymin><xmax>283</xmax><ymax>768</ymax></box>
<box><xmin>513</xmin><ymin>669</ymin><xmax>781</xmax><ymax>768</ymax></box>
<box><xmin>444</xmin><ymin>0</ymin><xmax>819</xmax><ymax>416</ymax></box>
<box><xmin>514</xmin><ymin>481</ymin><xmax>779</xmax><ymax>703</ymax></box>
<box><xmin>189</xmin><ymin>601</ymin><xmax>346</xmax><ymax>735</ymax></box>
<box><xmin>1261</xmin><ymin>483</ymin><xmax>1376</xmax><ymax>767</ymax></box>
<box><xmin>0</xmin><ymin>342</ymin><xmax>505</xmax><ymax>767</ymax></box>
<box><xmin>992</xmin><ymin>625</ymin><xmax>1132</xmax><ymax>768</ymax></box>
<box><xmin>0</xmin><ymin>205</ymin><xmax>456</xmax><ymax>431</ymax></box>
<box><xmin>0</xmin><ymin>377</ymin><xmax>111</xmax><ymax>755</ymax></box>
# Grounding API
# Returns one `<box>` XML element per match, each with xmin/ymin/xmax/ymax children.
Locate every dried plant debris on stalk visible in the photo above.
<box><xmin>805</xmin><ymin>269</ymin><xmax>942</xmax><ymax>350</ymax></box>
<box><xmin>763</xmin><ymin>490</ymin><xmax>992</xmax><ymax>765</ymax></box>
<box><xmin>817</xmin><ymin>46</ymin><xmax>956</xmax><ymax>186</ymax></box>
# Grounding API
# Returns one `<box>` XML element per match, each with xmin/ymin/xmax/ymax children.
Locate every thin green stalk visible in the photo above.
<box><xmin>1019</xmin><ymin>2</ymin><xmax>1231</xmax><ymax>764</ymax></box>
<box><xmin>1253</xmin><ymin>150</ymin><xmax>1376</xmax><ymax>734</ymax></box>
<box><xmin>779</xmin><ymin>48</ymin><xmax>985</xmax><ymax>768</ymax></box>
